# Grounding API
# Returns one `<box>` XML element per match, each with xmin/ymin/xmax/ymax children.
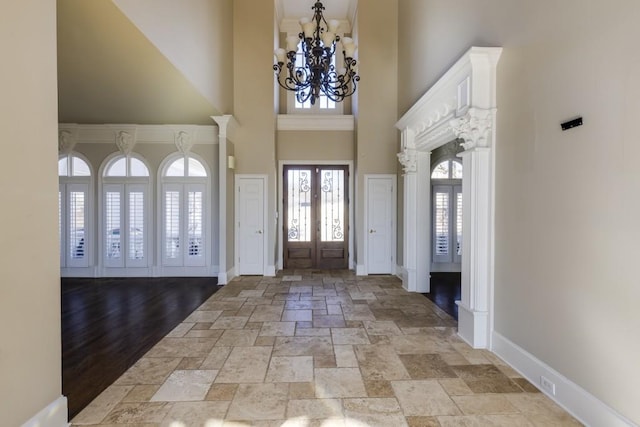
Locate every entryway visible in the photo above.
<box><xmin>283</xmin><ymin>165</ymin><xmax>349</xmax><ymax>269</ymax></box>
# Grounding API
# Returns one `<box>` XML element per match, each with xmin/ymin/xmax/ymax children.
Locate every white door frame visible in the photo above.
<box><xmin>396</xmin><ymin>47</ymin><xmax>502</xmax><ymax>349</ymax></box>
<box><xmin>235</xmin><ymin>174</ymin><xmax>269</xmax><ymax>275</ymax></box>
<box><xmin>362</xmin><ymin>174</ymin><xmax>397</xmax><ymax>275</ymax></box>
<box><xmin>278</xmin><ymin>160</ymin><xmax>354</xmax><ymax>270</ymax></box>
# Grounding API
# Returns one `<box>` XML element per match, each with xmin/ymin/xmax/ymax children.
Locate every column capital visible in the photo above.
<box><xmin>449</xmin><ymin>108</ymin><xmax>495</xmax><ymax>151</ymax></box>
<box><xmin>211</xmin><ymin>115</ymin><xmax>237</xmax><ymax>140</ymax></box>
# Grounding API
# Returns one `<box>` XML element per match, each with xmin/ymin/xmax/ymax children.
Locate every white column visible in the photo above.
<box><xmin>450</xmin><ymin>108</ymin><xmax>495</xmax><ymax>348</ymax></box>
<box><xmin>211</xmin><ymin>115</ymin><xmax>235</xmax><ymax>284</ymax></box>
<box><xmin>398</xmin><ymin>129</ymin><xmax>431</xmax><ymax>293</ymax></box>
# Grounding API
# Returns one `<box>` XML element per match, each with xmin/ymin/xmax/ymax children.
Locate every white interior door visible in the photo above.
<box><xmin>366</xmin><ymin>176</ymin><xmax>395</xmax><ymax>274</ymax></box>
<box><xmin>237</xmin><ymin>177</ymin><xmax>265</xmax><ymax>275</ymax></box>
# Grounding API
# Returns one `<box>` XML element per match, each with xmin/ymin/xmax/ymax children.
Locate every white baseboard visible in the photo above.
<box><xmin>492</xmin><ymin>331</ymin><xmax>635</xmax><ymax>427</ymax></box>
<box><xmin>356</xmin><ymin>264</ymin><xmax>367</xmax><ymax>276</ymax></box>
<box><xmin>21</xmin><ymin>396</ymin><xmax>69</xmax><ymax>427</ymax></box>
<box><xmin>395</xmin><ymin>264</ymin><xmax>403</xmax><ymax>280</ymax></box>
<box><xmin>265</xmin><ymin>265</ymin><xmax>276</xmax><ymax>277</ymax></box>
<box><xmin>218</xmin><ymin>266</ymin><xmax>236</xmax><ymax>285</ymax></box>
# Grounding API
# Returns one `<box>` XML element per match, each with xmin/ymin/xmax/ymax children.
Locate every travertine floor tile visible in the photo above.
<box><xmin>150</xmin><ymin>370</ymin><xmax>218</xmax><ymax>401</ymax></box>
<box><xmin>265</xmin><ymin>356</ymin><xmax>314</xmax><ymax>383</ymax></box>
<box><xmin>314</xmin><ymin>367</ymin><xmax>367</xmax><ymax>398</ymax></box>
<box><xmin>74</xmin><ymin>271</ymin><xmax>580</xmax><ymax>426</ymax></box>
<box><xmin>226</xmin><ymin>383</ymin><xmax>289</xmax><ymax>420</ymax></box>
<box><xmin>216</xmin><ymin>346</ymin><xmax>272</xmax><ymax>383</ymax></box>
<box><xmin>342</xmin><ymin>398</ymin><xmax>409</xmax><ymax>427</ymax></box>
<box><xmin>160</xmin><ymin>401</ymin><xmax>229</xmax><ymax>426</ymax></box>
<box><xmin>72</xmin><ymin>385</ymin><xmax>132</xmax><ymax>424</ymax></box>
<box><xmin>392</xmin><ymin>380</ymin><xmax>461</xmax><ymax>416</ymax></box>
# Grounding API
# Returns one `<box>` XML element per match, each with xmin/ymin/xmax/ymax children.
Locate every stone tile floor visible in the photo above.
<box><xmin>72</xmin><ymin>270</ymin><xmax>582</xmax><ymax>426</ymax></box>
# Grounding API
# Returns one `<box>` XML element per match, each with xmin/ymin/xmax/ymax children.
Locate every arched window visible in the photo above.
<box><xmin>59</xmin><ymin>153</ymin><xmax>92</xmax><ymax>269</ymax></box>
<box><xmin>100</xmin><ymin>154</ymin><xmax>151</xmax><ymax>271</ymax></box>
<box><xmin>431</xmin><ymin>159</ymin><xmax>463</xmax><ymax>180</ymax></box>
<box><xmin>159</xmin><ymin>153</ymin><xmax>210</xmax><ymax>273</ymax></box>
<box><xmin>431</xmin><ymin>158</ymin><xmax>463</xmax><ymax>270</ymax></box>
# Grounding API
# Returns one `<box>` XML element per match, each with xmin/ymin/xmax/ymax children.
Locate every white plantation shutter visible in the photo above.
<box><xmin>66</xmin><ymin>183</ymin><xmax>89</xmax><ymax>268</ymax></box>
<box><xmin>455</xmin><ymin>186</ymin><xmax>462</xmax><ymax>262</ymax></box>
<box><xmin>59</xmin><ymin>188</ymin><xmax>65</xmax><ymax>266</ymax></box>
<box><xmin>104</xmin><ymin>187</ymin><xmax>123</xmax><ymax>267</ymax></box>
<box><xmin>163</xmin><ymin>185</ymin><xmax>182</xmax><ymax>265</ymax></box>
<box><xmin>433</xmin><ymin>187</ymin><xmax>450</xmax><ymax>262</ymax></box>
<box><xmin>185</xmin><ymin>185</ymin><xmax>205</xmax><ymax>266</ymax></box>
<box><xmin>128</xmin><ymin>189</ymin><xmax>145</xmax><ymax>263</ymax></box>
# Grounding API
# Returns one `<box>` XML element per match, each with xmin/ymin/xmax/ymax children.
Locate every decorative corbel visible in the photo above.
<box><xmin>397</xmin><ymin>148</ymin><xmax>417</xmax><ymax>174</ymax></box>
<box><xmin>58</xmin><ymin>128</ymin><xmax>77</xmax><ymax>154</ymax></box>
<box><xmin>115</xmin><ymin>130</ymin><xmax>136</xmax><ymax>155</ymax></box>
<box><xmin>174</xmin><ymin>130</ymin><xmax>194</xmax><ymax>154</ymax></box>
<box><xmin>449</xmin><ymin>108</ymin><xmax>494</xmax><ymax>150</ymax></box>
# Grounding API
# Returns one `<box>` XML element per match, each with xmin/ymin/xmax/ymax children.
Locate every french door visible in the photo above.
<box><xmin>432</xmin><ymin>184</ymin><xmax>462</xmax><ymax>271</ymax></box>
<box><xmin>284</xmin><ymin>165</ymin><xmax>348</xmax><ymax>269</ymax></box>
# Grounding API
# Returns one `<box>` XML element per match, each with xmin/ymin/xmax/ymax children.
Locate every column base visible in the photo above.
<box><xmin>401</xmin><ymin>267</ymin><xmax>429</xmax><ymax>293</ymax></box>
<box><xmin>456</xmin><ymin>301</ymin><xmax>489</xmax><ymax>348</ymax></box>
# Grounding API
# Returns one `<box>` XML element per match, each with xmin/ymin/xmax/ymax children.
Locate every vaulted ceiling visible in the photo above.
<box><xmin>57</xmin><ymin>0</ymin><xmax>357</xmax><ymax>125</ymax></box>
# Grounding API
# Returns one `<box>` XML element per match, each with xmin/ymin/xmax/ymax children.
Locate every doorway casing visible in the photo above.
<box><xmin>396</xmin><ymin>47</ymin><xmax>502</xmax><ymax>349</ymax></box>
<box><xmin>278</xmin><ymin>160</ymin><xmax>355</xmax><ymax>271</ymax></box>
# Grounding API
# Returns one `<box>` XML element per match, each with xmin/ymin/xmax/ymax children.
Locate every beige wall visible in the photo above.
<box><xmin>355</xmin><ymin>0</ymin><xmax>399</xmax><ymax>266</ymax></box>
<box><xmin>0</xmin><ymin>0</ymin><xmax>62</xmax><ymax>424</ymax></box>
<box><xmin>398</xmin><ymin>0</ymin><xmax>640</xmax><ymax>423</ymax></box>
<box><xmin>233</xmin><ymin>0</ymin><xmax>278</xmax><ymax>267</ymax></box>
<box><xmin>278</xmin><ymin>131</ymin><xmax>354</xmax><ymax>161</ymax></box>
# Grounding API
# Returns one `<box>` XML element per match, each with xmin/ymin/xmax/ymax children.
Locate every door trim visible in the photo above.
<box><xmin>235</xmin><ymin>174</ymin><xmax>269</xmax><ymax>276</ymax></box>
<box><xmin>362</xmin><ymin>174</ymin><xmax>397</xmax><ymax>275</ymax></box>
<box><xmin>278</xmin><ymin>161</ymin><xmax>354</xmax><ymax>270</ymax></box>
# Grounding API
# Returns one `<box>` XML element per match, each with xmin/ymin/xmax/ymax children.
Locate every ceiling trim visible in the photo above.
<box><xmin>59</xmin><ymin>124</ymin><xmax>219</xmax><ymax>145</ymax></box>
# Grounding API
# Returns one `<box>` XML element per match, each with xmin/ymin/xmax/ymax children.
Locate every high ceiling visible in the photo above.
<box><xmin>56</xmin><ymin>0</ymin><xmax>358</xmax><ymax>126</ymax></box>
<box><xmin>57</xmin><ymin>0</ymin><xmax>219</xmax><ymax>125</ymax></box>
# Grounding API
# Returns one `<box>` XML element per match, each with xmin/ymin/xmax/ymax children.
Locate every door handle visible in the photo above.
<box><xmin>369</xmin><ymin>229</ymin><xmax>376</xmax><ymax>234</ymax></box>
<box><xmin>256</xmin><ymin>230</ymin><xmax>263</xmax><ymax>234</ymax></box>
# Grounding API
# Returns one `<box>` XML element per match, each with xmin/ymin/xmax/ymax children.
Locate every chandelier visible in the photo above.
<box><xmin>273</xmin><ymin>1</ymin><xmax>359</xmax><ymax>105</ymax></box>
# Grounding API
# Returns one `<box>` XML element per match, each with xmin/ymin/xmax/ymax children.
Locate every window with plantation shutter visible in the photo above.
<box><xmin>160</xmin><ymin>153</ymin><xmax>209</xmax><ymax>270</ymax></box>
<box><xmin>431</xmin><ymin>158</ymin><xmax>462</xmax><ymax>270</ymax></box>
<box><xmin>59</xmin><ymin>153</ymin><xmax>92</xmax><ymax>270</ymax></box>
<box><xmin>101</xmin><ymin>154</ymin><xmax>150</xmax><ymax>271</ymax></box>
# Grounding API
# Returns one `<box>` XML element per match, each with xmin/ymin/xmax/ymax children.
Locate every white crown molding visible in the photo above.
<box><xmin>57</xmin><ymin>124</ymin><xmax>219</xmax><ymax>146</ymax></box>
<box><xmin>277</xmin><ymin>114</ymin><xmax>354</xmax><ymax>131</ymax></box>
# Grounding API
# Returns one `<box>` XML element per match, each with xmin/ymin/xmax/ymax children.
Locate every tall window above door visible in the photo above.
<box><xmin>286</xmin><ymin>40</ymin><xmax>343</xmax><ymax>115</ymax></box>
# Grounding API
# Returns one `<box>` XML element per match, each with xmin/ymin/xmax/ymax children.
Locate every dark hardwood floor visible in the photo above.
<box><xmin>62</xmin><ymin>277</ymin><xmax>219</xmax><ymax>419</ymax></box>
<box><xmin>423</xmin><ymin>272</ymin><xmax>461</xmax><ymax>320</ymax></box>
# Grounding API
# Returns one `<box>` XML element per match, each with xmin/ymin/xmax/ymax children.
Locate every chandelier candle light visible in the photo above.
<box><xmin>274</xmin><ymin>1</ymin><xmax>359</xmax><ymax>105</ymax></box>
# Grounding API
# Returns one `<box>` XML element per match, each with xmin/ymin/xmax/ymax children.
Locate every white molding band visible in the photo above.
<box><xmin>277</xmin><ymin>114</ymin><xmax>355</xmax><ymax>131</ymax></box>
<box><xmin>395</xmin><ymin>47</ymin><xmax>502</xmax><ymax>347</ymax></box>
<box><xmin>21</xmin><ymin>396</ymin><xmax>69</xmax><ymax>427</ymax></box>
<box><xmin>58</xmin><ymin>124</ymin><xmax>219</xmax><ymax>145</ymax></box>
<box><xmin>492</xmin><ymin>332</ymin><xmax>636</xmax><ymax>427</ymax></box>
